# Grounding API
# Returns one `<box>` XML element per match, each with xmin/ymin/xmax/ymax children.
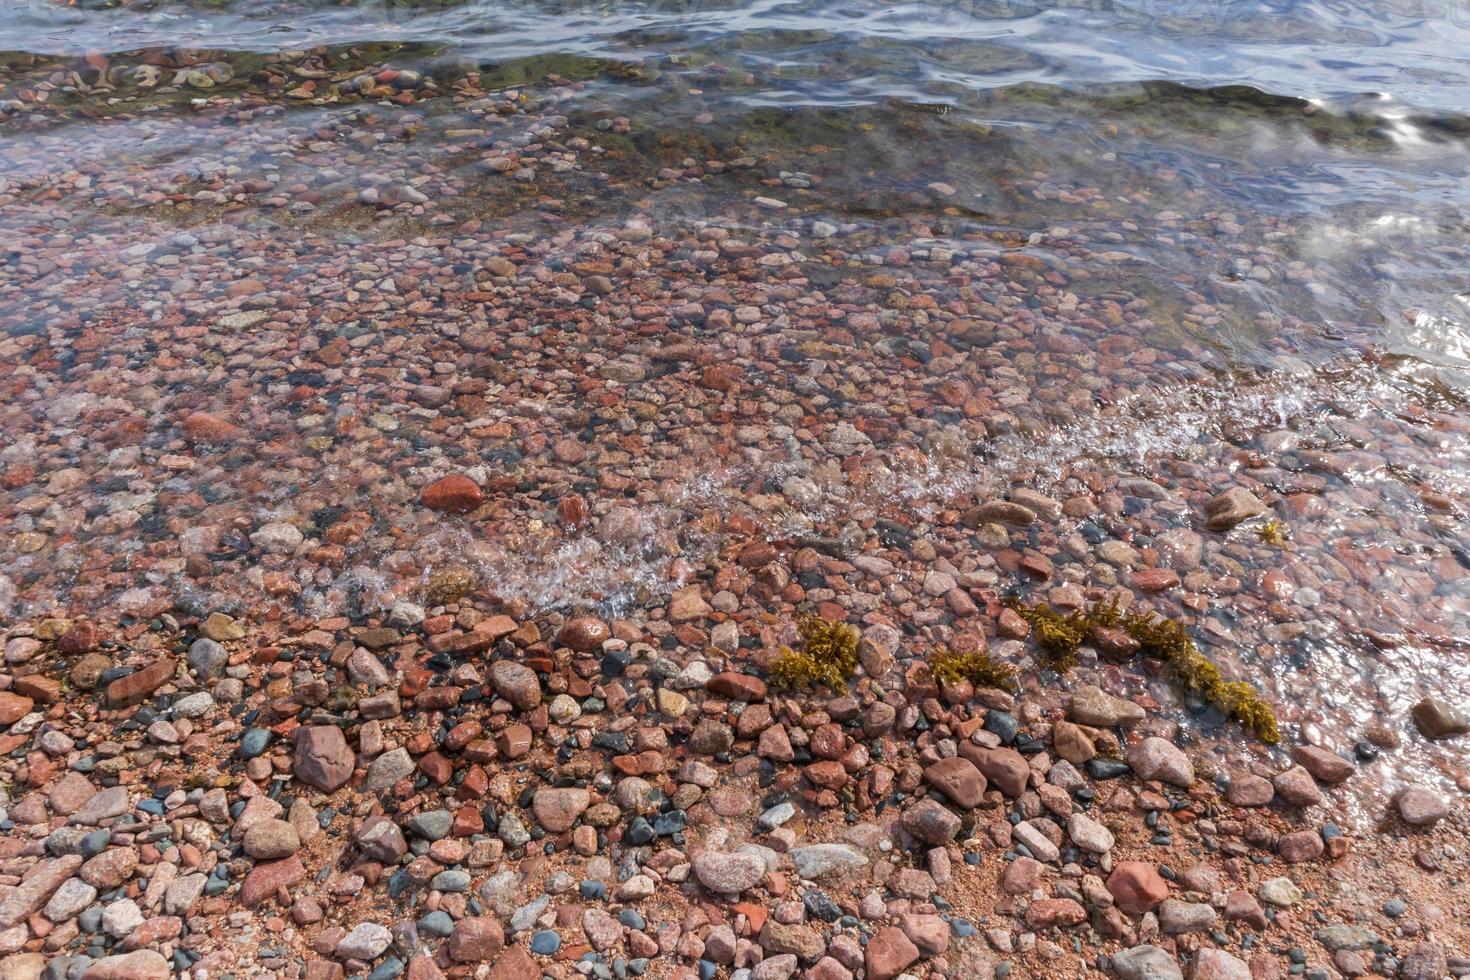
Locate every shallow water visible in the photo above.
<box><xmin>1</xmin><ymin>0</ymin><xmax>1468</xmax><ymax>818</ymax></box>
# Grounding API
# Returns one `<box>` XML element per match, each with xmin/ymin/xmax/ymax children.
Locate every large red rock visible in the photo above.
<box><xmin>105</xmin><ymin>657</ymin><xmax>175</xmax><ymax>708</ymax></box>
<box><xmin>865</xmin><ymin>926</ymin><xmax>920</xmax><ymax>980</ymax></box>
<box><xmin>406</xmin><ymin>954</ymin><xmax>446</xmax><ymax>980</ymax></box>
<box><xmin>420</xmin><ymin>474</ymin><xmax>484</xmax><ymax>514</ymax></box>
<box><xmin>447</xmin><ymin>917</ymin><xmax>505</xmax><ymax>962</ymax></box>
<box><xmin>921</xmin><ymin>757</ymin><xmax>986</xmax><ymax>809</ymax></box>
<box><xmin>1025</xmin><ymin>898</ymin><xmax>1087</xmax><ymax>929</ymax></box>
<box><xmin>239</xmin><ymin>855</ymin><xmax>305</xmax><ymax>907</ymax></box>
<box><xmin>556</xmin><ymin>617</ymin><xmax>610</xmax><ymax>652</ymax></box>
<box><xmin>531</xmin><ymin>787</ymin><xmax>589</xmax><ymax>833</ymax></box>
<box><xmin>182</xmin><ymin>411</ymin><xmax>244</xmax><ymax>444</ymax></box>
<box><xmin>0</xmin><ymin>691</ymin><xmax>34</xmax><ymax>725</ymax></box>
<box><xmin>706</xmin><ymin>671</ymin><xmax>767</xmax><ymax>702</ymax></box>
<box><xmin>958</xmin><ymin>744</ymin><xmax>1029</xmax><ymax>796</ymax></box>
<box><xmin>1107</xmin><ymin>861</ymin><xmax>1169</xmax><ymax>914</ymax></box>
<box><xmin>486</xmin><ymin>945</ymin><xmax>539</xmax><ymax>980</ymax></box>
<box><xmin>81</xmin><ymin>950</ymin><xmax>171</xmax><ymax>980</ymax></box>
<box><xmin>56</xmin><ymin>621</ymin><xmax>102</xmax><ymax>655</ymax></box>
<box><xmin>293</xmin><ymin>725</ymin><xmax>355</xmax><ymax>793</ymax></box>
<box><xmin>0</xmin><ymin>855</ymin><xmax>82</xmax><ymax>927</ymax></box>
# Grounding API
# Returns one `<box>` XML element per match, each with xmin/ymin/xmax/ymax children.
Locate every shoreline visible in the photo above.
<box><xmin>0</xmin><ymin>37</ymin><xmax>1467</xmax><ymax>980</ymax></box>
<box><xmin>0</xmin><ymin>569</ymin><xmax>1466</xmax><ymax>980</ymax></box>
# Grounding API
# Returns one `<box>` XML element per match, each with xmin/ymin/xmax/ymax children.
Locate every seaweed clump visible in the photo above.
<box><xmin>928</xmin><ymin>646</ymin><xmax>1019</xmax><ymax>692</ymax></box>
<box><xmin>1004</xmin><ymin>597</ymin><xmax>1089</xmax><ymax>672</ymax></box>
<box><xmin>769</xmin><ymin>615</ymin><xmax>861</xmax><ymax>694</ymax></box>
<box><xmin>1006</xmin><ymin>595</ymin><xmax>1280</xmax><ymax>744</ymax></box>
<box><xmin>1119</xmin><ymin>610</ymin><xmax>1280</xmax><ymax>744</ymax></box>
<box><xmin>1255</xmin><ymin>519</ymin><xmax>1290</xmax><ymax>546</ymax></box>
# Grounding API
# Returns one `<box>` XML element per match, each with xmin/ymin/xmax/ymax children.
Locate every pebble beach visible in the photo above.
<box><xmin>0</xmin><ymin>4</ymin><xmax>1468</xmax><ymax>980</ymax></box>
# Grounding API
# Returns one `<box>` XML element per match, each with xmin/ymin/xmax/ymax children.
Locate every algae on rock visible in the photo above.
<box><xmin>928</xmin><ymin>646</ymin><xmax>1019</xmax><ymax>692</ymax></box>
<box><xmin>769</xmin><ymin>615</ymin><xmax>861</xmax><ymax>694</ymax></box>
<box><xmin>1007</xmin><ymin>595</ymin><xmax>1280</xmax><ymax>743</ymax></box>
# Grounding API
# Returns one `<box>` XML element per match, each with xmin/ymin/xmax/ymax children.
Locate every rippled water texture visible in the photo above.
<box><xmin>1</xmin><ymin>0</ymin><xmax>1468</xmax><ymax>817</ymax></box>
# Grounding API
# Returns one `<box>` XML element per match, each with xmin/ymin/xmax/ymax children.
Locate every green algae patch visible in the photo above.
<box><xmin>769</xmin><ymin>615</ymin><xmax>860</xmax><ymax>694</ymax></box>
<box><xmin>1256</xmin><ymin>518</ymin><xmax>1290</xmax><ymax>546</ymax></box>
<box><xmin>928</xmin><ymin>646</ymin><xmax>1019</xmax><ymax>692</ymax></box>
<box><xmin>1005</xmin><ymin>597</ymin><xmax>1092</xmax><ymax>672</ymax></box>
<box><xmin>1121</xmin><ymin>610</ymin><xmax>1281</xmax><ymax>744</ymax></box>
<box><xmin>1008</xmin><ymin>596</ymin><xmax>1280</xmax><ymax>744</ymax></box>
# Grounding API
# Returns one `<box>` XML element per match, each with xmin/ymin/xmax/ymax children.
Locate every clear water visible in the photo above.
<box><xmin>1</xmin><ymin>0</ymin><xmax>1468</xmax><ymax>816</ymax></box>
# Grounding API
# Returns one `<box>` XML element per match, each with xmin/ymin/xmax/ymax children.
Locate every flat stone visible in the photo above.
<box><xmin>244</xmin><ymin>818</ymin><xmax>300</xmax><ymax>859</ymax></box>
<box><xmin>239</xmin><ymin>856</ymin><xmax>305</xmax><ymax>906</ymax></box>
<box><xmin>447</xmin><ymin>917</ymin><xmax>505</xmax><ymax>962</ymax></box>
<box><xmin>1025</xmin><ymin>898</ymin><xmax>1086</xmax><ymax>929</ymax></box>
<box><xmin>1277</xmin><ymin>830</ymin><xmax>1323</xmax><ymax>863</ymax></box>
<box><xmin>532</xmin><ymin>787</ymin><xmax>589</xmax><ymax>833</ymax></box>
<box><xmin>1067</xmin><ymin>811</ymin><xmax>1115</xmax><ymax>853</ymax></box>
<box><xmin>1257</xmin><ymin>877</ymin><xmax>1302</xmax><ymax>907</ymax></box>
<box><xmin>669</xmin><ymin>587</ymin><xmax>713</xmax><ymax>623</ymax></box>
<box><xmin>47</xmin><ymin>772</ymin><xmax>97</xmax><ymax>816</ymax></box>
<box><xmin>1314</xmin><ymin>925</ymin><xmax>1378</xmax><ymax>952</ymax></box>
<box><xmin>706</xmin><ymin>671</ymin><xmax>767</xmax><ymax>702</ymax></box>
<box><xmin>1191</xmin><ymin>949</ymin><xmax>1250</xmax><ymax>980</ymax></box>
<box><xmin>692</xmin><ymin>850</ymin><xmax>765</xmax><ymax>894</ymax></box>
<box><xmin>582</xmin><ymin>908</ymin><xmax>622</xmax><ymax>950</ymax></box>
<box><xmin>365</xmin><ymin>747</ymin><xmax>415</xmax><ymax>791</ymax></box>
<box><xmin>1396</xmin><ymin>785</ymin><xmax>1449</xmax><ymax>826</ymax></box>
<box><xmin>898</xmin><ymin>914</ymin><xmax>949</xmax><ymax>956</ymax></box>
<box><xmin>100</xmin><ymin>898</ymin><xmax>143</xmax><ymax>938</ymax></box>
<box><xmin>1292</xmin><ymin>746</ymin><xmax>1354</xmax><ymax>783</ymax></box>
<box><xmin>250</xmin><ymin>522</ymin><xmax>303</xmax><ymax>554</ymax></box>
<box><xmin>790</xmin><ymin>844</ymin><xmax>869</xmax><ymax>880</ymax></box>
<box><xmin>486</xmin><ymin>946</ymin><xmax>539</xmax><ymax>980</ymax></box>
<box><xmin>1013</xmin><ymin>820</ymin><xmax>1060</xmax><ymax>863</ymax></box>
<box><xmin>1224</xmin><ymin>890</ymin><xmax>1267</xmax><ymax>929</ymax></box>
<box><xmin>79</xmin><ymin>951</ymin><xmax>170</xmax><ymax>980</ymax></box>
<box><xmin>1271</xmin><ymin>765</ymin><xmax>1323</xmax><ymax>807</ymax></box>
<box><xmin>1203</xmin><ymin>487</ymin><xmax>1267</xmax><ymax>531</ymax></box>
<box><xmin>1129</xmin><ymin>737</ymin><xmax>1193</xmax><ymax>787</ymax></box>
<box><xmin>1001</xmin><ymin>856</ymin><xmax>1044</xmax><ymax>895</ymax></box>
<box><xmin>0</xmin><ymin>855</ymin><xmax>82</xmax><ymax>928</ymax></box>
<box><xmin>962</xmin><ymin>500</ymin><xmax>1036</xmax><ymax>527</ymax></box>
<box><xmin>80</xmin><ymin>848</ymin><xmax>138</xmax><ymax>888</ymax></box>
<box><xmin>0</xmin><ymin>953</ymin><xmax>44</xmax><ymax>980</ymax></box>
<box><xmin>421</xmin><ymin>474</ymin><xmax>483</xmax><ymax>513</ymax></box>
<box><xmin>0</xmin><ymin>692</ymin><xmax>34</xmax><ymax>725</ymax></box>
<box><xmin>1158</xmin><ymin>899</ymin><xmax>1215</xmax><ymax>934</ymax></box>
<box><xmin>1225</xmin><ymin>772</ymin><xmax>1274</xmax><ymax>807</ymax></box>
<box><xmin>760</xmin><ymin>921</ymin><xmax>824</xmax><ymax>960</ymax></box>
<box><xmin>104</xmin><ymin>657</ymin><xmax>175</xmax><ymax>708</ymax></box>
<box><xmin>556</xmin><ymin>617</ymin><xmax>610</xmax><ymax>652</ymax></box>
<box><xmin>489</xmin><ymin>661</ymin><xmax>542</xmax><ymax>711</ymax></box>
<box><xmin>1399</xmin><ymin>940</ymin><xmax>1448</xmax><ymax>980</ymax></box>
<box><xmin>43</xmin><ymin>877</ymin><xmax>97</xmax><ymax>922</ymax></box>
<box><xmin>1052</xmin><ymin>720</ymin><xmax>1096</xmax><ymax>764</ymax></box>
<box><xmin>1410</xmin><ymin>697</ymin><xmax>1469</xmax><ymax>740</ymax></box>
<box><xmin>336</xmin><ymin>922</ymin><xmax>393</xmax><ymax>960</ymax></box>
<box><xmin>1111</xmin><ymin>945</ymin><xmax>1184</xmax><ymax>980</ymax></box>
<box><xmin>958</xmin><ymin>744</ymin><xmax>1029</xmax><ymax>796</ymax></box>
